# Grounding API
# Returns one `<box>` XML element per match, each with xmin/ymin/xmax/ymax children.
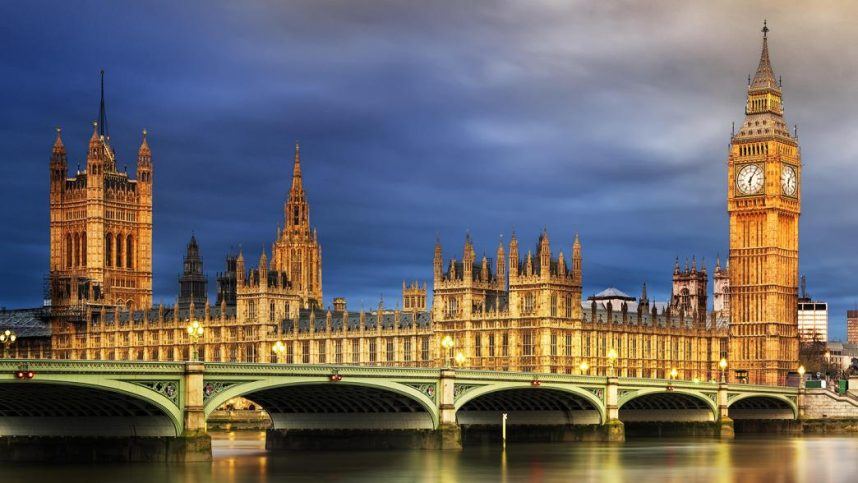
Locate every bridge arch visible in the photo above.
<box><xmin>204</xmin><ymin>377</ymin><xmax>439</xmax><ymax>430</ymax></box>
<box><xmin>619</xmin><ymin>388</ymin><xmax>718</xmax><ymax>422</ymax></box>
<box><xmin>455</xmin><ymin>383</ymin><xmax>606</xmax><ymax>426</ymax></box>
<box><xmin>727</xmin><ymin>393</ymin><xmax>797</xmax><ymax>420</ymax></box>
<box><xmin>0</xmin><ymin>379</ymin><xmax>182</xmax><ymax>437</ymax></box>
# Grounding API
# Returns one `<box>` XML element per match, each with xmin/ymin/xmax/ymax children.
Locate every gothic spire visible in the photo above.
<box><xmin>98</xmin><ymin>70</ymin><xmax>109</xmax><ymax>138</ymax></box>
<box><xmin>292</xmin><ymin>142</ymin><xmax>303</xmax><ymax>189</ymax></box>
<box><xmin>138</xmin><ymin>129</ymin><xmax>151</xmax><ymax>158</ymax></box>
<box><xmin>52</xmin><ymin>127</ymin><xmax>65</xmax><ymax>154</ymax></box>
<box><xmin>751</xmin><ymin>20</ymin><xmax>777</xmax><ymax>90</ymax></box>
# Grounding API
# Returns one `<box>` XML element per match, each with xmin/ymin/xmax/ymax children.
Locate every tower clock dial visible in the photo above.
<box><xmin>781</xmin><ymin>165</ymin><xmax>797</xmax><ymax>196</ymax></box>
<box><xmin>736</xmin><ymin>164</ymin><xmax>764</xmax><ymax>195</ymax></box>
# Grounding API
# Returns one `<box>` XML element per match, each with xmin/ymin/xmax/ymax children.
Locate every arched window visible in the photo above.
<box><xmin>106</xmin><ymin>233</ymin><xmax>113</xmax><ymax>268</ymax></box>
<box><xmin>73</xmin><ymin>233</ymin><xmax>80</xmax><ymax>267</ymax></box>
<box><xmin>126</xmin><ymin>235</ymin><xmax>133</xmax><ymax>269</ymax></box>
<box><xmin>65</xmin><ymin>233</ymin><xmax>73</xmax><ymax>268</ymax></box>
<box><xmin>116</xmin><ymin>234</ymin><xmax>123</xmax><ymax>268</ymax></box>
<box><xmin>81</xmin><ymin>231</ymin><xmax>86</xmax><ymax>266</ymax></box>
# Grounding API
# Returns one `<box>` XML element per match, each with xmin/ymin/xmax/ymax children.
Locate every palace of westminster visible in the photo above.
<box><xmin>3</xmin><ymin>26</ymin><xmax>801</xmax><ymax>386</ymax></box>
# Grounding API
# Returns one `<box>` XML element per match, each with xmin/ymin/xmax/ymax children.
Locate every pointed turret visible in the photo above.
<box><xmin>50</xmin><ymin>128</ymin><xmax>67</xmax><ymax>193</ymax></box>
<box><xmin>284</xmin><ymin>142</ymin><xmax>310</xmax><ymax>234</ymax></box>
<box><xmin>572</xmin><ymin>233</ymin><xmax>582</xmax><ymax>281</ymax></box>
<box><xmin>750</xmin><ymin>21</ymin><xmax>777</xmax><ymax>90</ymax></box>
<box><xmin>495</xmin><ymin>236</ymin><xmax>506</xmax><ymax>285</ymax></box>
<box><xmin>236</xmin><ymin>250</ymin><xmax>246</xmax><ymax>287</ymax></box>
<box><xmin>137</xmin><ymin>129</ymin><xmax>153</xmax><ymax>187</ymax></box>
<box><xmin>433</xmin><ymin>235</ymin><xmax>443</xmax><ymax>281</ymax></box>
<box><xmin>509</xmin><ymin>231</ymin><xmax>519</xmax><ymax>278</ymax></box>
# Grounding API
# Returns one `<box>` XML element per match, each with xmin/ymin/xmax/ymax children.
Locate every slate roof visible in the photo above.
<box><xmin>0</xmin><ymin>308</ymin><xmax>51</xmax><ymax>338</ymax></box>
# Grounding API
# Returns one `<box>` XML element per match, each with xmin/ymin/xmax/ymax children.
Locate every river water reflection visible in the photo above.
<box><xmin>4</xmin><ymin>431</ymin><xmax>858</xmax><ymax>482</ymax></box>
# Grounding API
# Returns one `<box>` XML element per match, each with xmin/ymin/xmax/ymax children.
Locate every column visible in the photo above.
<box><xmin>717</xmin><ymin>382</ymin><xmax>734</xmax><ymax>439</ymax></box>
<box><xmin>169</xmin><ymin>362</ymin><xmax>212</xmax><ymax>461</ymax></box>
<box><xmin>604</xmin><ymin>376</ymin><xmax>624</xmax><ymax>441</ymax></box>
<box><xmin>437</xmin><ymin>368</ymin><xmax>463</xmax><ymax>449</ymax></box>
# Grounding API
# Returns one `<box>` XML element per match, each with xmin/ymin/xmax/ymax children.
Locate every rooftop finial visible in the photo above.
<box><xmin>98</xmin><ymin>70</ymin><xmax>108</xmax><ymax>138</ymax></box>
<box><xmin>762</xmin><ymin>19</ymin><xmax>768</xmax><ymax>38</ymax></box>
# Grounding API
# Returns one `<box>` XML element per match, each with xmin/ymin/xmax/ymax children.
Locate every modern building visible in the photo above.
<box><xmin>847</xmin><ymin>310</ymin><xmax>858</xmax><ymax>344</ymax></box>
<box><xmin>727</xmin><ymin>23</ymin><xmax>801</xmax><ymax>385</ymax></box>
<box><xmin>797</xmin><ymin>299</ymin><xmax>828</xmax><ymax>342</ymax></box>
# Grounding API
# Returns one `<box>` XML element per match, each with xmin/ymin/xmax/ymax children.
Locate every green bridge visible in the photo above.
<box><xmin>0</xmin><ymin>360</ymin><xmax>804</xmax><ymax>461</ymax></box>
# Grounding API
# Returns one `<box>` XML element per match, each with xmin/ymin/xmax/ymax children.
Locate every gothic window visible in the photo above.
<box><xmin>550</xmin><ymin>294</ymin><xmax>557</xmax><ymax>317</ymax></box>
<box><xmin>369</xmin><ymin>339</ymin><xmax>377</xmax><ymax>363</ymax></box>
<box><xmin>351</xmin><ymin>339</ymin><xmax>360</xmax><ymax>363</ymax></box>
<box><xmin>475</xmin><ymin>334</ymin><xmax>482</xmax><ymax>358</ymax></box>
<box><xmin>73</xmin><ymin>233</ymin><xmax>80</xmax><ymax>267</ymax></box>
<box><xmin>445</xmin><ymin>297</ymin><xmax>458</xmax><ymax>318</ymax></box>
<box><xmin>302</xmin><ymin>341</ymin><xmax>310</xmax><ymax>363</ymax></box>
<box><xmin>126</xmin><ymin>235</ymin><xmax>133</xmax><ymax>269</ymax></box>
<box><xmin>565</xmin><ymin>334</ymin><xmax>572</xmax><ymax>357</ymax></box>
<box><xmin>318</xmin><ymin>340</ymin><xmax>326</xmax><ymax>363</ymax></box>
<box><xmin>293</xmin><ymin>206</ymin><xmax>300</xmax><ymax>225</ymax></box>
<box><xmin>565</xmin><ymin>295</ymin><xmax>572</xmax><ymax>318</ymax></box>
<box><xmin>105</xmin><ymin>233</ymin><xmax>113</xmax><ymax>268</ymax></box>
<box><xmin>116</xmin><ymin>234</ymin><xmax>124</xmax><ymax>268</ymax></box>
<box><xmin>523</xmin><ymin>293</ymin><xmax>535</xmax><ymax>315</ymax></box>
<box><xmin>550</xmin><ymin>334</ymin><xmax>557</xmax><ymax>356</ymax></box>
<box><xmin>81</xmin><ymin>231</ymin><xmax>86</xmax><ymax>266</ymax></box>
<box><xmin>403</xmin><ymin>338</ymin><xmax>411</xmax><ymax>362</ymax></box>
<box><xmin>269</xmin><ymin>302</ymin><xmax>275</xmax><ymax>323</ymax></box>
<box><xmin>386</xmin><ymin>338</ymin><xmax>394</xmax><ymax>362</ymax></box>
<box><xmin>488</xmin><ymin>334</ymin><xmax>495</xmax><ymax>357</ymax></box>
<box><xmin>501</xmin><ymin>333</ymin><xmax>509</xmax><ymax>357</ymax></box>
<box><xmin>65</xmin><ymin>233</ymin><xmax>72</xmax><ymax>268</ymax></box>
<box><xmin>335</xmin><ymin>340</ymin><xmax>343</xmax><ymax>364</ymax></box>
<box><xmin>421</xmin><ymin>336</ymin><xmax>430</xmax><ymax>361</ymax></box>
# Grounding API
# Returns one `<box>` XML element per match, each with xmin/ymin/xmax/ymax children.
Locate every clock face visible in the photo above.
<box><xmin>781</xmin><ymin>165</ymin><xmax>797</xmax><ymax>196</ymax></box>
<box><xmin>736</xmin><ymin>164</ymin><xmax>764</xmax><ymax>195</ymax></box>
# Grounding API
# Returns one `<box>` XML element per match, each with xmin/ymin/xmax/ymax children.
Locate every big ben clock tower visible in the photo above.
<box><xmin>727</xmin><ymin>22</ymin><xmax>800</xmax><ymax>386</ymax></box>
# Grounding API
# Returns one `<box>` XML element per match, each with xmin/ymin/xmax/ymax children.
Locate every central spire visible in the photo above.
<box><xmin>751</xmin><ymin>20</ymin><xmax>777</xmax><ymax>90</ymax></box>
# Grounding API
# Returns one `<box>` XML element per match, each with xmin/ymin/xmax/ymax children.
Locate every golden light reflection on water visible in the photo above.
<box><xmin>4</xmin><ymin>432</ymin><xmax>838</xmax><ymax>483</ymax></box>
<box><xmin>205</xmin><ymin>434</ymin><xmax>858</xmax><ymax>483</ymax></box>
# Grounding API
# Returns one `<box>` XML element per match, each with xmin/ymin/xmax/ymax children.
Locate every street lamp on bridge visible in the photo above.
<box><xmin>186</xmin><ymin>320</ymin><xmax>204</xmax><ymax>362</ymax></box>
<box><xmin>579</xmin><ymin>361</ymin><xmax>589</xmax><ymax>376</ymax></box>
<box><xmin>719</xmin><ymin>358</ymin><xmax>728</xmax><ymax>383</ymax></box>
<box><xmin>441</xmin><ymin>335</ymin><xmax>455</xmax><ymax>368</ymax></box>
<box><xmin>607</xmin><ymin>348</ymin><xmax>617</xmax><ymax>376</ymax></box>
<box><xmin>1</xmin><ymin>329</ymin><xmax>17</xmax><ymax>358</ymax></box>
<box><xmin>272</xmin><ymin>340</ymin><xmax>286</xmax><ymax>363</ymax></box>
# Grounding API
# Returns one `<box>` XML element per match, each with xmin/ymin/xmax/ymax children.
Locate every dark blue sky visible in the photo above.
<box><xmin>1</xmin><ymin>2</ymin><xmax>857</xmax><ymax>339</ymax></box>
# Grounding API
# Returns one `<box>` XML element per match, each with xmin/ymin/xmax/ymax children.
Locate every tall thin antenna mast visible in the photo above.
<box><xmin>98</xmin><ymin>70</ymin><xmax>108</xmax><ymax>138</ymax></box>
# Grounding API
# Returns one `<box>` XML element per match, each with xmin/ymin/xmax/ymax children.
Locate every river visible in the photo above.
<box><xmin>3</xmin><ymin>431</ymin><xmax>857</xmax><ymax>482</ymax></box>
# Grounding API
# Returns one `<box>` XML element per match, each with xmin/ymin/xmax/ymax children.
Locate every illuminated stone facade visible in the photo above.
<box><xmin>727</xmin><ymin>24</ymin><xmax>801</xmax><ymax>385</ymax></box>
<box><xmin>7</xmin><ymin>28</ymin><xmax>800</xmax><ymax>388</ymax></box>
<box><xmin>49</xmin><ymin>122</ymin><xmax>153</xmax><ymax>311</ymax></box>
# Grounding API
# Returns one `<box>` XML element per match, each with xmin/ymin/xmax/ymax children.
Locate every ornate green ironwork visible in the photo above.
<box><xmin>130</xmin><ymin>380</ymin><xmax>180</xmax><ymax>406</ymax></box>
<box><xmin>404</xmin><ymin>382</ymin><xmax>437</xmax><ymax>402</ymax></box>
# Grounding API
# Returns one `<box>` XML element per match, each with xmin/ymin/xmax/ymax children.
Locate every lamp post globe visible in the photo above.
<box><xmin>606</xmin><ymin>348</ymin><xmax>618</xmax><ymax>376</ymax></box>
<box><xmin>1</xmin><ymin>329</ymin><xmax>17</xmax><ymax>358</ymax></box>
<box><xmin>186</xmin><ymin>320</ymin><xmax>204</xmax><ymax>361</ymax></box>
